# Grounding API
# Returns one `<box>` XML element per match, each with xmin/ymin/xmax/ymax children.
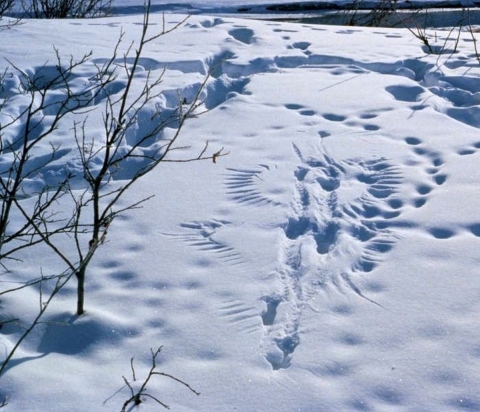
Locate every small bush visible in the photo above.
<box><xmin>0</xmin><ymin>0</ymin><xmax>14</xmax><ymax>16</ymax></box>
<box><xmin>23</xmin><ymin>0</ymin><xmax>111</xmax><ymax>18</ymax></box>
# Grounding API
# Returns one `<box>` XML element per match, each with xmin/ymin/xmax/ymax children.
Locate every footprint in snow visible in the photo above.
<box><xmin>166</xmin><ymin>137</ymin><xmax>446</xmax><ymax>371</ymax></box>
<box><xmin>261</xmin><ymin>143</ymin><xmax>406</xmax><ymax>369</ymax></box>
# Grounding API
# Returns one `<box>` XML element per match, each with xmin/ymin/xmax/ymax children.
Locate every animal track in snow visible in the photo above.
<box><xmin>285</xmin><ymin>103</ymin><xmax>316</xmax><ymax>117</ymax></box>
<box><xmin>163</xmin><ymin>219</ymin><xmax>244</xmax><ymax>266</ymax></box>
<box><xmin>290</xmin><ymin>41</ymin><xmax>311</xmax><ymax>52</ymax></box>
<box><xmin>404</xmin><ymin>136</ymin><xmax>447</xmax><ymax>209</ymax></box>
<box><xmin>261</xmin><ymin>143</ymin><xmax>410</xmax><ymax>370</ymax></box>
<box><xmin>456</xmin><ymin>141</ymin><xmax>480</xmax><ymax>157</ymax></box>
<box><xmin>319</xmin><ymin>109</ymin><xmax>385</xmax><ymax>134</ymax></box>
<box><xmin>323</xmin><ymin>113</ymin><xmax>347</xmax><ymax>122</ymax></box>
<box><xmin>386</xmin><ymin>84</ymin><xmax>426</xmax><ymax>102</ymax></box>
<box><xmin>224</xmin><ymin>165</ymin><xmax>283</xmax><ymax>207</ymax></box>
<box><xmin>228</xmin><ymin>28</ymin><xmax>255</xmax><ymax>45</ymax></box>
<box><xmin>199</xmin><ymin>17</ymin><xmax>225</xmax><ymax>28</ymax></box>
<box><xmin>203</xmin><ymin>38</ymin><xmax>480</xmax><ymax>131</ymax></box>
<box><xmin>216</xmin><ymin>298</ymin><xmax>260</xmax><ymax>335</ymax></box>
<box><xmin>213</xmin><ymin>136</ymin><xmax>447</xmax><ymax>370</ymax></box>
<box><xmin>166</xmin><ymin>137</ymin><xmax>450</xmax><ymax>371</ymax></box>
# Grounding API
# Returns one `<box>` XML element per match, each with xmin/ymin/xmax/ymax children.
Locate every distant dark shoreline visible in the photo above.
<box><xmin>238</xmin><ymin>0</ymin><xmax>480</xmax><ymax>13</ymax></box>
<box><xmin>233</xmin><ymin>2</ymin><xmax>480</xmax><ymax>27</ymax></box>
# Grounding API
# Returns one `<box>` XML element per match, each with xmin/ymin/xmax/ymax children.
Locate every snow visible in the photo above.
<box><xmin>2</xmin><ymin>1</ymin><xmax>480</xmax><ymax>411</ymax></box>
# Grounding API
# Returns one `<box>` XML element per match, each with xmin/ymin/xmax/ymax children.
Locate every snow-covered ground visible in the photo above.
<box><xmin>1</xmin><ymin>2</ymin><xmax>480</xmax><ymax>411</ymax></box>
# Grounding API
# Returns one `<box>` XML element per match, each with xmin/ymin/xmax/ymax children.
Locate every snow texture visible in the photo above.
<box><xmin>1</xmin><ymin>2</ymin><xmax>480</xmax><ymax>411</ymax></box>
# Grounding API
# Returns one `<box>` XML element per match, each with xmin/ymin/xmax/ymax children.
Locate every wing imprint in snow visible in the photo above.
<box><xmin>224</xmin><ymin>165</ymin><xmax>283</xmax><ymax>207</ymax></box>
<box><xmin>163</xmin><ymin>219</ymin><xmax>244</xmax><ymax>265</ymax></box>
<box><xmin>261</xmin><ymin>144</ymin><xmax>405</xmax><ymax>370</ymax></box>
<box><xmin>216</xmin><ymin>299</ymin><xmax>261</xmax><ymax>335</ymax></box>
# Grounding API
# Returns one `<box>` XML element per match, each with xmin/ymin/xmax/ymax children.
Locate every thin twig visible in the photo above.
<box><xmin>120</xmin><ymin>346</ymin><xmax>199</xmax><ymax>412</ymax></box>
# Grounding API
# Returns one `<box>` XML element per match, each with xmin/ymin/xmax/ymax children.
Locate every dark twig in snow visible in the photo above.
<box><xmin>120</xmin><ymin>346</ymin><xmax>200</xmax><ymax>411</ymax></box>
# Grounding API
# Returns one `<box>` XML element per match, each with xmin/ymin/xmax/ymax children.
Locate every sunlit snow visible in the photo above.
<box><xmin>1</xmin><ymin>1</ymin><xmax>480</xmax><ymax>411</ymax></box>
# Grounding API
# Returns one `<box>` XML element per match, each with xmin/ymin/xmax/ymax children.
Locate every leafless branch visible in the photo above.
<box><xmin>23</xmin><ymin>0</ymin><xmax>111</xmax><ymax>18</ymax></box>
<box><xmin>0</xmin><ymin>269</ymin><xmax>73</xmax><ymax>376</ymax></box>
<box><xmin>120</xmin><ymin>346</ymin><xmax>199</xmax><ymax>411</ymax></box>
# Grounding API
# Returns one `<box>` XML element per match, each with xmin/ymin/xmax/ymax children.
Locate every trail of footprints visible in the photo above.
<box><xmin>166</xmin><ymin>133</ymin><xmax>468</xmax><ymax>370</ymax></box>
<box><xmin>3</xmin><ymin>16</ymin><xmax>478</xmax><ymax>198</ymax></box>
<box><xmin>166</xmin><ymin>127</ymin><xmax>480</xmax><ymax>371</ymax></box>
<box><xmin>152</xmin><ymin>19</ymin><xmax>480</xmax><ymax>369</ymax></box>
<box><xmin>260</xmin><ymin>136</ymin><xmax>480</xmax><ymax>369</ymax></box>
<box><xmin>261</xmin><ymin>143</ymin><xmax>407</xmax><ymax>370</ymax></box>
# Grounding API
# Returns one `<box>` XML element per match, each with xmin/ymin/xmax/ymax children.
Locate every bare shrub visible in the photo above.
<box><xmin>0</xmin><ymin>50</ymin><xmax>106</xmax><ymax>266</ymax></box>
<box><xmin>1</xmin><ymin>1</ymin><xmax>225</xmax><ymax>395</ymax></box>
<box><xmin>334</xmin><ymin>0</ymin><xmax>416</xmax><ymax>27</ymax></box>
<box><xmin>0</xmin><ymin>0</ymin><xmax>13</xmax><ymax>16</ymax></box>
<box><xmin>0</xmin><ymin>49</ymin><xmax>115</xmax><ymax>376</ymax></box>
<box><xmin>120</xmin><ymin>346</ymin><xmax>200</xmax><ymax>411</ymax></box>
<box><xmin>61</xmin><ymin>6</ymin><xmax>226</xmax><ymax>315</ymax></box>
<box><xmin>23</xmin><ymin>0</ymin><xmax>111</xmax><ymax>18</ymax></box>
